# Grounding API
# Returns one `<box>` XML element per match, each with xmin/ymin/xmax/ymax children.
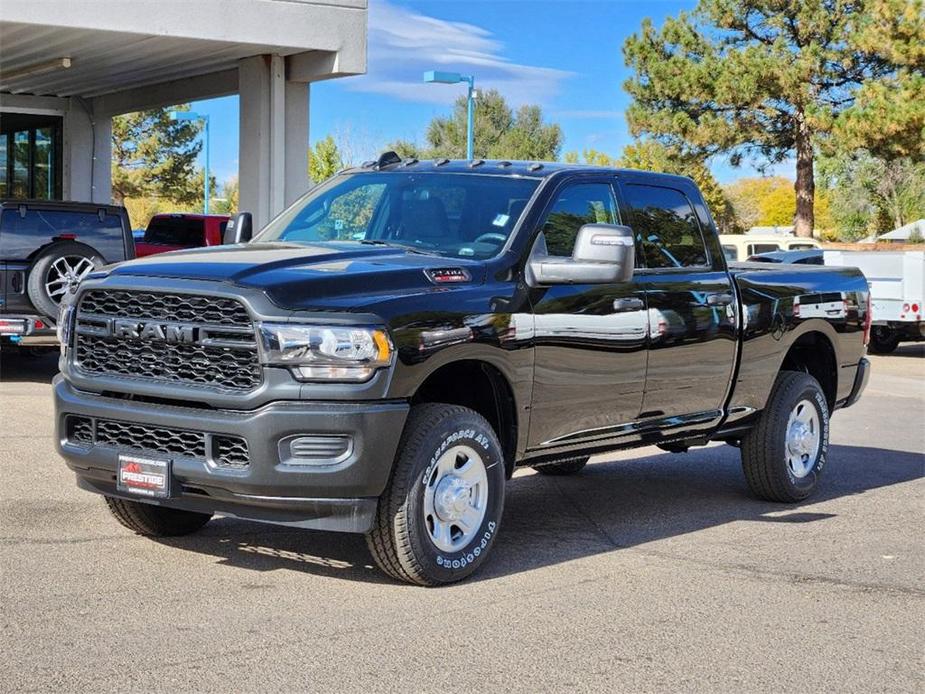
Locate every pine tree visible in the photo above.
<box><xmin>623</xmin><ymin>0</ymin><xmax>925</xmax><ymax>237</ymax></box>
<box><xmin>111</xmin><ymin>105</ymin><xmax>202</xmax><ymax>205</ymax></box>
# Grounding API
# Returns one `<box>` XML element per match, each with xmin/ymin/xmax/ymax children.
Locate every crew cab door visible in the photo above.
<box><xmin>526</xmin><ymin>178</ymin><xmax>648</xmax><ymax>448</ymax></box>
<box><xmin>617</xmin><ymin>178</ymin><xmax>737</xmax><ymax>425</ymax></box>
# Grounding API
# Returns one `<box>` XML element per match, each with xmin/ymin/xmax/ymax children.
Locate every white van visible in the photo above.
<box><xmin>719</xmin><ymin>234</ymin><xmax>822</xmax><ymax>262</ymax></box>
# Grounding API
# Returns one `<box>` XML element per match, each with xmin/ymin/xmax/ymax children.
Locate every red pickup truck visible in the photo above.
<box><xmin>134</xmin><ymin>213</ymin><xmax>230</xmax><ymax>257</ymax></box>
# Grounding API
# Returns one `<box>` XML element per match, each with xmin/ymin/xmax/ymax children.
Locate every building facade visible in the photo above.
<box><xmin>0</xmin><ymin>0</ymin><xmax>367</xmax><ymax>226</ymax></box>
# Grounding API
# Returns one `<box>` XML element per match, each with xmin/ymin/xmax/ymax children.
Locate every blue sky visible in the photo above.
<box><xmin>191</xmin><ymin>0</ymin><xmax>791</xmax><ymax>186</ymax></box>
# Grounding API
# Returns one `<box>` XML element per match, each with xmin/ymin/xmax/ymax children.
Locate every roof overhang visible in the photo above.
<box><xmin>0</xmin><ymin>0</ymin><xmax>366</xmax><ymax>110</ymax></box>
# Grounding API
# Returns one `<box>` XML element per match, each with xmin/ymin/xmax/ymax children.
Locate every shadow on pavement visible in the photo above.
<box><xmin>0</xmin><ymin>348</ymin><xmax>60</xmax><ymax>384</ymax></box>
<box><xmin>875</xmin><ymin>343</ymin><xmax>925</xmax><ymax>360</ymax></box>
<box><xmin>157</xmin><ymin>442</ymin><xmax>923</xmax><ymax>585</ymax></box>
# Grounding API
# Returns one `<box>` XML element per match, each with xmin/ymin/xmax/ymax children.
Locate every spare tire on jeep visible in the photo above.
<box><xmin>27</xmin><ymin>242</ymin><xmax>103</xmax><ymax>319</ymax></box>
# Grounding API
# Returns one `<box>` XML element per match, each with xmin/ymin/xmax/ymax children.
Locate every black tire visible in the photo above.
<box><xmin>104</xmin><ymin>496</ymin><xmax>212</xmax><ymax>537</ymax></box>
<box><xmin>532</xmin><ymin>456</ymin><xmax>589</xmax><ymax>476</ymax></box>
<box><xmin>366</xmin><ymin>403</ymin><xmax>506</xmax><ymax>585</ymax></box>
<box><xmin>740</xmin><ymin>371</ymin><xmax>830</xmax><ymax>503</ymax></box>
<box><xmin>27</xmin><ymin>242</ymin><xmax>103</xmax><ymax>319</ymax></box>
<box><xmin>868</xmin><ymin>327</ymin><xmax>899</xmax><ymax>354</ymax></box>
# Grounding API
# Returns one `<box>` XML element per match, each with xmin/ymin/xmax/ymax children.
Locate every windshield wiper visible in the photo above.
<box><xmin>358</xmin><ymin>239</ymin><xmax>442</xmax><ymax>256</ymax></box>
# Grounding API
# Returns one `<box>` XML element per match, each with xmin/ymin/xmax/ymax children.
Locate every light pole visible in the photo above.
<box><xmin>423</xmin><ymin>70</ymin><xmax>476</xmax><ymax>160</ymax></box>
<box><xmin>169</xmin><ymin>110</ymin><xmax>210</xmax><ymax>213</ymax></box>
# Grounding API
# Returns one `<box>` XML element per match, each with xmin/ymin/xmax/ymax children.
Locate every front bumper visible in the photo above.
<box><xmin>54</xmin><ymin>376</ymin><xmax>409</xmax><ymax>533</ymax></box>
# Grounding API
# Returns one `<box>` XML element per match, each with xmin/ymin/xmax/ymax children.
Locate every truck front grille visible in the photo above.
<box><xmin>65</xmin><ymin>415</ymin><xmax>249</xmax><ymax>469</ymax></box>
<box><xmin>79</xmin><ymin>290</ymin><xmax>250</xmax><ymax>326</ymax></box>
<box><xmin>73</xmin><ymin>289</ymin><xmax>261</xmax><ymax>391</ymax></box>
<box><xmin>96</xmin><ymin>418</ymin><xmax>207</xmax><ymax>458</ymax></box>
<box><xmin>213</xmin><ymin>436</ymin><xmax>250</xmax><ymax>469</ymax></box>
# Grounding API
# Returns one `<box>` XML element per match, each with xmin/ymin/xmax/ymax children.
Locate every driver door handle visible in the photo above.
<box><xmin>612</xmin><ymin>297</ymin><xmax>645</xmax><ymax>313</ymax></box>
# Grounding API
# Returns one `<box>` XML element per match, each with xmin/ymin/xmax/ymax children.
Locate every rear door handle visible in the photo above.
<box><xmin>707</xmin><ymin>293</ymin><xmax>734</xmax><ymax>306</ymax></box>
<box><xmin>612</xmin><ymin>297</ymin><xmax>645</xmax><ymax>312</ymax></box>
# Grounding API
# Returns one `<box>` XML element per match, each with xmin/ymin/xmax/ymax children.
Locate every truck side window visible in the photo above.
<box><xmin>624</xmin><ymin>184</ymin><xmax>709</xmax><ymax>269</ymax></box>
<box><xmin>542</xmin><ymin>182</ymin><xmax>618</xmax><ymax>257</ymax></box>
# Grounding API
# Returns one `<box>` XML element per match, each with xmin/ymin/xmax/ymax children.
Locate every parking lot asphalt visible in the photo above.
<box><xmin>1</xmin><ymin>346</ymin><xmax>922</xmax><ymax>693</ymax></box>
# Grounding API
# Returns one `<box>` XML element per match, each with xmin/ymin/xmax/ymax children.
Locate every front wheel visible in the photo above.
<box><xmin>104</xmin><ymin>497</ymin><xmax>212</xmax><ymax>537</ymax></box>
<box><xmin>367</xmin><ymin>403</ymin><xmax>506</xmax><ymax>585</ymax></box>
<box><xmin>740</xmin><ymin>371</ymin><xmax>830</xmax><ymax>502</ymax></box>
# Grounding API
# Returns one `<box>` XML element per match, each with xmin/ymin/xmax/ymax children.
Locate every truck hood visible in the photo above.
<box><xmin>108</xmin><ymin>241</ymin><xmax>486</xmax><ymax>311</ymax></box>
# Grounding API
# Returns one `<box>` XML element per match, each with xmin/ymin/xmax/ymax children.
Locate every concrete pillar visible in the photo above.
<box><xmin>284</xmin><ymin>81</ymin><xmax>310</xmax><ymax>207</ymax></box>
<box><xmin>63</xmin><ymin>98</ymin><xmax>111</xmax><ymax>204</ymax></box>
<box><xmin>238</xmin><ymin>54</ymin><xmax>310</xmax><ymax>229</ymax></box>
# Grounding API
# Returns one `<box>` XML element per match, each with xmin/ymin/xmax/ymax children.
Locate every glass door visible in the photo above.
<box><xmin>0</xmin><ymin>113</ymin><xmax>63</xmax><ymax>200</ymax></box>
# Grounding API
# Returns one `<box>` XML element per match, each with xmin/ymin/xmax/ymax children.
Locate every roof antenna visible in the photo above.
<box><xmin>375</xmin><ymin>151</ymin><xmax>402</xmax><ymax>169</ymax></box>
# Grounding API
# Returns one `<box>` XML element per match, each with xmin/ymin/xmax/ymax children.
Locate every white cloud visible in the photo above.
<box><xmin>347</xmin><ymin>1</ymin><xmax>571</xmax><ymax>107</ymax></box>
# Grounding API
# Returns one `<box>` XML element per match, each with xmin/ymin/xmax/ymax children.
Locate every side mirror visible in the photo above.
<box><xmin>224</xmin><ymin>212</ymin><xmax>253</xmax><ymax>244</ymax></box>
<box><xmin>527</xmin><ymin>223</ymin><xmax>635</xmax><ymax>285</ymax></box>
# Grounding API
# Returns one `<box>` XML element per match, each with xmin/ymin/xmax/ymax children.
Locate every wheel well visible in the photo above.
<box><xmin>781</xmin><ymin>331</ymin><xmax>837</xmax><ymax>409</ymax></box>
<box><xmin>411</xmin><ymin>361</ymin><xmax>518</xmax><ymax>475</ymax></box>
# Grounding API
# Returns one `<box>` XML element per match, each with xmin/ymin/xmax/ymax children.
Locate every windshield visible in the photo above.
<box><xmin>256</xmin><ymin>172</ymin><xmax>540</xmax><ymax>259</ymax></box>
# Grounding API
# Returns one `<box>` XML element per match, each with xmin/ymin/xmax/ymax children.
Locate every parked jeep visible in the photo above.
<box><xmin>53</xmin><ymin>156</ymin><xmax>871</xmax><ymax>585</ymax></box>
<box><xmin>1</xmin><ymin>199</ymin><xmax>134</xmax><ymax>348</ymax></box>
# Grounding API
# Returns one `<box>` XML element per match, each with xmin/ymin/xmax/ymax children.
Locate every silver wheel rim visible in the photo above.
<box><xmin>45</xmin><ymin>255</ymin><xmax>95</xmax><ymax>303</ymax></box>
<box><xmin>423</xmin><ymin>444</ymin><xmax>489</xmax><ymax>553</ymax></box>
<box><xmin>785</xmin><ymin>399</ymin><xmax>821</xmax><ymax>478</ymax></box>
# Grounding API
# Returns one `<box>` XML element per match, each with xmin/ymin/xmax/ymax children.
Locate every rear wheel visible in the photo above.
<box><xmin>366</xmin><ymin>403</ymin><xmax>506</xmax><ymax>585</ymax></box>
<box><xmin>104</xmin><ymin>497</ymin><xmax>212</xmax><ymax>537</ymax></box>
<box><xmin>740</xmin><ymin>371</ymin><xmax>830</xmax><ymax>502</ymax></box>
<box><xmin>868</xmin><ymin>326</ymin><xmax>899</xmax><ymax>354</ymax></box>
<box><xmin>27</xmin><ymin>242</ymin><xmax>103</xmax><ymax>319</ymax></box>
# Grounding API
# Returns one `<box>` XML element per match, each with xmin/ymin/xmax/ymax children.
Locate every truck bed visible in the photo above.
<box><xmin>726</xmin><ymin>261</ymin><xmax>869</xmax><ymax>416</ymax></box>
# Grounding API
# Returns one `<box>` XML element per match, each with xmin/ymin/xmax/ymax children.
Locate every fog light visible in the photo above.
<box><xmin>279</xmin><ymin>435</ymin><xmax>353</xmax><ymax>466</ymax></box>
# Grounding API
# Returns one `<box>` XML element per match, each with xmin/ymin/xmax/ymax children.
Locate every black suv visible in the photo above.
<box><xmin>0</xmin><ymin>199</ymin><xmax>134</xmax><ymax>348</ymax></box>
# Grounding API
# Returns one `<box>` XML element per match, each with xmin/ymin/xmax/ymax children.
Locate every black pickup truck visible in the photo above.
<box><xmin>53</xmin><ymin>156</ymin><xmax>871</xmax><ymax>585</ymax></box>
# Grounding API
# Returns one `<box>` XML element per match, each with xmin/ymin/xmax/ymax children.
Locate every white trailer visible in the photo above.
<box><xmin>824</xmin><ymin>249</ymin><xmax>925</xmax><ymax>353</ymax></box>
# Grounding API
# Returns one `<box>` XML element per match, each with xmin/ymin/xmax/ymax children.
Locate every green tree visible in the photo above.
<box><xmin>309</xmin><ymin>135</ymin><xmax>344</xmax><ymax>184</ymax></box>
<box><xmin>111</xmin><ymin>105</ymin><xmax>202</xmax><ymax>205</ymax></box>
<box><xmin>623</xmin><ymin>0</ymin><xmax>925</xmax><ymax>237</ymax></box>
<box><xmin>211</xmin><ymin>177</ymin><xmax>239</xmax><ymax>216</ymax></box>
<box><xmin>563</xmin><ymin>149</ymin><xmax>619</xmax><ymax>167</ymax></box>
<box><xmin>390</xmin><ymin>89</ymin><xmax>563</xmax><ymax>161</ymax></box>
<box><xmin>817</xmin><ymin>151</ymin><xmax>925</xmax><ymax>239</ymax></box>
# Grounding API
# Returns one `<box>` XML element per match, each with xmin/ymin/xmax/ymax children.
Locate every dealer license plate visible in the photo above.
<box><xmin>117</xmin><ymin>454</ymin><xmax>172</xmax><ymax>498</ymax></box>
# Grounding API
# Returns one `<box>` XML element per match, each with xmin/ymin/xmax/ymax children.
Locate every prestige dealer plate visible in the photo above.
<box><xmin>117</xmin><ymin>454</ymin><xmax>171</xmax><ymax>498</ymax></box>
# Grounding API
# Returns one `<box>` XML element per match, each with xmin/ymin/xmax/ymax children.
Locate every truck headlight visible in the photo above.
<box><xmin>258</xmin><ymin>323</ymin><xmax>393</xmax><ymax>382</ymax></box>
